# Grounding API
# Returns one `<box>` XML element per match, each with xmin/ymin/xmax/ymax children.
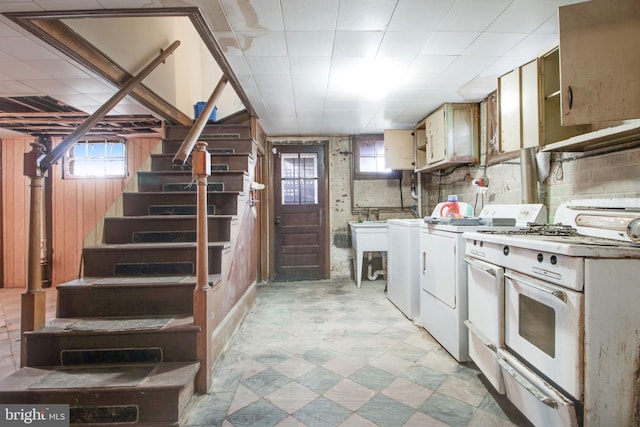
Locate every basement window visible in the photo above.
<box><xmin>64</xmin><ymin>140</ymin><xmax>127</xmax><ymax>178</ymax></box>
<box><xmin>353</xmin><ymin>134</ymin><xmax>399</xmax><ymax>179</ymax></box>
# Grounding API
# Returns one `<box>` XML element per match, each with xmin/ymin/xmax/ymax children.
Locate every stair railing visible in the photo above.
<box><xmin>172</xmin><ymin>75</ymin><xmax>228</xmax><ymax>291</ymax></box>
<box><xmin>21</xmin><ymin>40</ymin><xmax>181</xmax><ymax>367</ymax></box>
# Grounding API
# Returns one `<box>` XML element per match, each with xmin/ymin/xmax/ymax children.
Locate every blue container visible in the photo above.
<box><xmin>193</xmin><ymin>102</ymin><xmax>217</xmax><ymax>122</ymax></box>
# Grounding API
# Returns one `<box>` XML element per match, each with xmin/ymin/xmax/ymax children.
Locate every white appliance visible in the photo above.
<box><xmin>386</xmin><ymin>219</ymin><xmax>421</xmax><ymax>321</ymax></box>
<box><xmin>419</xmin><ymin>204</ymin><xmax>546</xmax><ymax>362</ymax></box>
<box><xmin>464</xmin><ymin>198</ymin><xmax>640</xmax><ymax>427</ymax></box>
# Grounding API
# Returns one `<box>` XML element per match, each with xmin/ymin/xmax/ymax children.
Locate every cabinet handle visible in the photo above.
<box><xmin>422</xmin><ymin>251</ymin><xmax>426</xmax><ymax>273</ymax></box>
<box><xmin>568</xmin><ymin>85</ymin><xmax>573</xmax><ymax>110</ymax></box>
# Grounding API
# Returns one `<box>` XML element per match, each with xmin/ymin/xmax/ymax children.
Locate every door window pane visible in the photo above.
<box><xmin>519</xmin><ymin>294</ymin><xmax>556</xmax><ymax>357</ymax></box>
<box><xmin>281</xmin><ymin>153</ymin><xmax>318</xmax><ymax>205</ymax></box>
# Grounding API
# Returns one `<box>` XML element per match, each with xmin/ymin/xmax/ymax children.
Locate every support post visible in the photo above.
<box><xmin>192</xmin><ymin>141</ymin><xmax>212</xmax><ymax>392</ymax></box>
<box><xmin>21</xmin><ymin>141</ymin><xmax>46</xmax><ymax>367</ymax></box>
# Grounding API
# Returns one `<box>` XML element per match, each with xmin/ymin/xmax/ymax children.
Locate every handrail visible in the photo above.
<box><xmin>172</xmin><ymin>75</ymin><xmax>228</xmax><ymax>165</ymax></box>
<box><xmin>39</xmin><ymin>40</ymin><xmax>181</xmax><ymax>171</ymax></box>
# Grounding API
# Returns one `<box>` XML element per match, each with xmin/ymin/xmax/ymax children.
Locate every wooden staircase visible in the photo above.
<box><xmin>0</xmin><ymin>123</ymin><xmax>258</xmax><ymax>426</ymax></box>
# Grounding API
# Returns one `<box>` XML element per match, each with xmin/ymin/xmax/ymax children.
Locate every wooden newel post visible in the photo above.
<box><xmin>21</xmin><ymin>141</ymin><xmax>47</xmax><ymax>367</ymax></box>
<box><xmin>192</xmin><ymin>141</ymin><xmax>211</xmax><ymax>290</ymax></box>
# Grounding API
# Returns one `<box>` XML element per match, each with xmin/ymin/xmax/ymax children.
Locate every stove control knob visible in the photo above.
<box><xmin>537</xmin><ymin>253</ymin><xmax>544</xmax><ymax>263</ymax></box>
<box><xmin>550</xmin><ymin>255</ymin><xmax>558</xmax><ymax>265</ymax></box>
<box><xmin>628</xmin><ymin>218</ymin><xmax>640</xmax><ymax>242</ymax></box>
<box><xmin>503</xmin><ymin>246</ymin><xmax>509</xmax><ymax>256</ymax></box>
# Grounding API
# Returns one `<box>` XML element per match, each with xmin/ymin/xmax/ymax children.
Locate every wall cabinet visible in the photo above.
<box><xmin>559</xmin><ymin>1</ymin><xmax>640</xmax><ymax>125</ymax></box>
<box><xmin>383</xmin><ymin>129</ymin><xmax>414</xmax><ymax>170</ymax></box>
<box><xmin>414</xmin><ymin>103</ymin><xmax>479</xmax><ymax>172</ymax></box>
<box><xmin>498</xmin><ymin>48</ymin><xmax>590</xmax><ymax>154</ymax></box>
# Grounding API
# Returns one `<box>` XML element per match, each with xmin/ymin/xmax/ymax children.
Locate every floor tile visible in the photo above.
<box><xmin>436</xmin><ymin>374</ymin><xmax>488</xmax><ymax>407</ymax></box>
<box><xmin>296</xmin><ymin>366</ymin><xmax>343</xmax><ymax>394</ymax></box>
<box><xmin>357</xmin><ymin>394</ymin><xmax>415</xmax><ymax>427</ymax></box>
<box><xmin>266</xmin><ymin>381</ymin><xmax>319</xmax><ymax>414</ymax></box>
<box><xmin>242</xmin><ymin>368</ymin><xmax>291</xmax><ymax>397</ymax></box>
<box><xmin>226</xmin><ymin>399</ymin><xmax>288</xmax><ymax>427</ymax></box>
<box><xmin>324</xmin><ymin>379</ymin><xmax>376</xmax><ymax>411</ymax></box>
<box><xmin>403</xmin><ymin>364</ymin><xmax>449</xmax><ymax>390</ymax></box>
<box><xmin>228</xmin><ymin>384</ymin><xmax>261</xmax><ymax>415</ymax></box>
<box><xmin>338</xmin><ymin>413</ymin><xmax>378</xmax><ymax>427</ymax></box>
<box><xmin>419</xmin><ymin>392</ymin><xmax>477</xmax><ymax>427</ymax></box>
<box><xmin>322</xmin><ymin>356</ymin><xmax>366</xmax><ymax>378</ymax></box>
<box><xmin>293</xmin><ymin>396</ymin><xmax>351</xmax><ymax>427</ymax></box>
<box><xmin>272</xmin><ymin>356</ymin><xmax>317</xmax><ymax>379</ymax></box>
<box><xmin>381</xmin><ymin>377</ymin><xmax>433</xmax><ymax>409</ymax></box>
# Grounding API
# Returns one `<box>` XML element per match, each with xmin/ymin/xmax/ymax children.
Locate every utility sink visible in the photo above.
<box><xmin>349</xmin><ymin>221</ymin><xmax>388</xmax><ymax>288</ymax></box>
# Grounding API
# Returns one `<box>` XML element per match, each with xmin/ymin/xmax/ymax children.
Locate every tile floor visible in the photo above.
<box><xmin>0</xmin><ymin>287</ymin><xmax>57</xmax><ymax>380</ymax></box>
<box><xmin>184</xmin><ymin>279</ymin><xmax>531</xmax><ymax>427</ymax></box>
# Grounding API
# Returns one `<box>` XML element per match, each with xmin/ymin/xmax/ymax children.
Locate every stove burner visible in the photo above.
<box><xmin>483</xmin><ymin>223</ymin><xmax>579</xmax><ymax>236</ymax></box>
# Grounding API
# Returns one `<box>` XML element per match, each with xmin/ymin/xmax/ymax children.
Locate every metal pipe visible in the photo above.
<box><xmin>172</xmin><ymin>76</ymin><xmax>228</xmax><ymax>165</ymax></box>
<box><xmin>520</xmin><ymin>147</ymin><xmax>539</xmax><ymax>204</ymax></box>
<box><xmin>39</xmin><ymin>40</ymin><xmax>181</xmax><ymax>171</ymax></box>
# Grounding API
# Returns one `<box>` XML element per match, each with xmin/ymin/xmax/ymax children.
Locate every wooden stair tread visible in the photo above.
<box><xmin>83</xmin><ymin>242</ymin><xmax>231</xmax><ymax>250</ymax></box>
<box><xmin>105</xmin><ymin>214</ymin><xmax>236</xmax><ymax>221</ymax></box>
<box><xmin>57</xmin><ymin>274</ymin><xmax>224</xmax><ymax>289</ymax></box>
<box><xmin>28</xmin><ymin>314</ymin><xmax>198</xmax><ymax>335</ymax></box>
<box><xmin>0</xmin><ymin>361</ymin><xmax>199</xmax><ymax>393</ymax></box>
<box><xmin>137</xmin><ymin>170</ymin><xmax>248</xmax><ymax>176</ymax></box>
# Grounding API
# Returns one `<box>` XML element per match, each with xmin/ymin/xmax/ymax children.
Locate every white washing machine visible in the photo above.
<box><xmin>386</xmin><ymin>219</ymin><xmax>422</xmax><ymax>321</ymax></box>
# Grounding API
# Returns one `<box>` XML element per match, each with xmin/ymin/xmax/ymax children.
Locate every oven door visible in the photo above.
<box><xmin>504</xmin><ymin>270</ymin><xmax>583</xmax><ymax>399</ymax></box>
<box><xmin>464</xmin><ymin>256</ymin><xmax>505</xmax><ymax>394</ymax></box>
<box><xmin>497</xmin><ymin>350</ymin><xmax>579</xmax><ymax>427</ymax></box>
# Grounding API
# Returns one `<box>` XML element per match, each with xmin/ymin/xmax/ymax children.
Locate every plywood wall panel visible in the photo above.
<box><xmin>1</xmin><ymin>136</ymin><xmax>161</xmax><ymax>288</ymax></box>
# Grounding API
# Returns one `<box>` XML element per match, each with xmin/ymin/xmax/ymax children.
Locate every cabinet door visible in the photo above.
<box><xmin>384</xmin><ymin>129</ymin><xmax>414</xmax><ymax>170</ymax></box>
<box><xmin>520</xmin><ymin>59</ymin><xmax>540</xmax><ymax>148</ymax></box>
<box><xmin>499</xmin><ymin>68</ymin><xmax>521</xmax><ymax>153</ymax></box>
<box><xmin>427</xmin><ymin>107</ymin><xmax>446</xmax><ymax>164</ymax></box>
<box><xmin>414</xmin><ymin>125</ymin><xmax>427</xmax><ymax>171</ymax></box>
<box><xmin>559</xmin><ymin>1</ymin><xmax>640</xmax><ymax>125</ymax></box>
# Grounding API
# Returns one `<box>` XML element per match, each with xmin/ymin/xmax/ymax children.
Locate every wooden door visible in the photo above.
<box><xmin>273</xmin><ymin>144</ymin><xmax>326</xmax><ymax>281</ymax></box>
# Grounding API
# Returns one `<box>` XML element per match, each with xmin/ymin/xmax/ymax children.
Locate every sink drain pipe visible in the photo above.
<box><xmin>367</xmin><ymin>252</ymin><xmax>387</xmax><ymax>281</ymax></box>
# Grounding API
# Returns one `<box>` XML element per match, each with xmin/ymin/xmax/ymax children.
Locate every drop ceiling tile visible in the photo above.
<box><xmin>286</xmin><ymin>32</ymin><xmax>334</xmax><ymax>57</ymax></box>
<box><xmin>438</xmin><ymin>0</ymin><xmax>512</xmax><ymax>32</ymax></box>
<box><xmin>378</xmin><ymin>32</ymin><xmax>431</xmax><ymax>58</ymax></box>
<box><xmin>216</xmin><ymin>32</ymin><xmax>243</xmax><ymax>56</ymax></box>
<box><xmin>281</xmin><ymin>0</ymin><xmax>339</xmax><ymax>31</ymax></box>
<box><xmin>34</xmin><ymin>0</ymin><xmax>102</xmax><ymax>10</ymax></box>
<box><xmin>488</xmin><ymin>0</ymin><xmax>559</xmax><ymax>33</ymax></box>
<box><xmin>95</xmin><ymin>0</ymin><xmax>163</xmax><ymax>7</ymax></box>
<box><xmin>0</xmin><ymin>20</ymin><xmax>22</xmax><ymax>37</ymax></box>
<box><xmin>463</xmin><ymin>32</ymin><xmax>528</xmax><ymax>56</ymax></box>
<box><xmin>225</xmin><ymin>56</ymin><xmax>253</xmax><ymax>77</ymax></box>
<box><xmin>505</xmin><ymin>33</ymin><xmax>558</xmax><ymax>58</ymax></box>
<box><xmin>535</xmin><ymin>15</ymin><xmax>560</xmax><ymax>34</ymax></box>
<box><xmin>22</xmin><ymin>79</ymin><xmax>78</xmax><ymax>95</ymax></box>
<box><xmin>253</xmin><ymin>74</ymin><xmax>292</xmax><ymax>91</ymax></box>
<box><xmin>289</xmin><ymin>56</ymin><xmax>331</xmax><ymax>75</ymax></box>
<box><xmin>23</xmin><ymin>60</ymin><xmax>91</xmax><ymax>79</ymax></box>
<box><xmin>60</xmin><ymin>78</ymin><xmax>115</xmax><ymax>94</ymax></box>
<box><xmin>292</xmin><ymin>74</ymin><xmax>328</xmax><ymax>93</ymax></box>
<box><xmin>220</xmin><ymin>0</ymin><xmax>284</xmax><ymax>32</ymax></box>
<box><xmin>246</xmin><ymin>56</ymin><xmax>290</xmax><ymax>75</ymax></box>
<box><xmin>0</xmin><ymin>3</ymin><xmax>42</xmax><ymax>14</ymax></box>
<box><xmin>0</xmin><ymin>36</ymin><xmax>61</xmax><ymax>60</ymax></box>
<box><xmin>332</xmin><ymin>31</ymin><xmax>383</xmax><ymax>57</ymax></box>
<box><xmin>0</xmin><ymin>60</ymin><xmax>49</xmax><ymax>79</ymax></box>
<box><xmin>236</xmin><ymin>31</ymin><xmax>287</xmax><ymax>56</ymax></box>
<box><xmin>0</xmin><ymin>79</ymin><xmax>39</xmax><ymax>95</ymax></box>
<box><xmin>387</xmin><ymin>0</ymin><xmax>455</xmax><ymax>31</ymax></box>
<box><xmin>336</xmin><ymin>0</ymin><xmax>396</xmax><ymax>31</ymax></box>
<box><xmin>408</xmin><ymin>55</ymin><xmax>457</xmax><ymax>74</ymax></box>
<box><xmin>480</xmin><ymin>56</ymin><xmax>531</xmax><ymax>78</ymax></box>
<box><xmin>421</xmin><ymin>32</ymin><xmax>479</xmax><ymax>55</ymax></box>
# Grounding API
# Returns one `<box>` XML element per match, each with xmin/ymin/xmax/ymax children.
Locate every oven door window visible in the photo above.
<box><xmin>519</xmin><ymin>294</ymin><xmax>555</xmax><ymax>357</ymax></box>
<box><xmin>504</xmin><ymin>269</ymin><xmax>583</xmax><ymax>399</ymax></box>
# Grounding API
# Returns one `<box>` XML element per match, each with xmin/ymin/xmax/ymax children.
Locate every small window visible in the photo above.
<box><xmin>353</xmin><ymin>134</ymin><xmax>399</xmax><ymax>179</ymax></box>
<box><xmin>281</xmin><ymin>152</ymin><xmax>319</xmax><ymax>205</ymax></box>
<box><xmin>64</xmin><ymin>140</ymin><xmax>127</xmax><ymax>178</ymax></box>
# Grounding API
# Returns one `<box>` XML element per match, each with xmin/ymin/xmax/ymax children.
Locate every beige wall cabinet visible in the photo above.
<box><xmin>559</xmin><ymin>1</ymin><xmax>640</xmax><ymax>126</ymax></box>
<box><xmin>498</xmin><ymin>48</ymin><xmax>590</xmax><ymax>154</ymax></box>
<box><xmin>414</xmin><ymin>103</ymin><xmax>479</xmax><ymax>172</ymax></box>
<box><xmin>383</xmin><ymin>129</ymin><xmax>414</xmax><ymax>170</ymax></box>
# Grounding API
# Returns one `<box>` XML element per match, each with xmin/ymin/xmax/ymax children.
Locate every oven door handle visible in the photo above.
<box><xmin>464</xmin><ymin>257</ymin><xmax>496</xmax><ymax>277</ymax></box>
<box><xmin>463</xmin><ymin>320</ymin><xmax>496</xmax><ymax>352</ymax></box>
<box><xmin>497</xmin><ymin>357</ymin><xmax>558</xmax><ymax>409</ymax></box>
<box><xmin>505</xmin><ymin>271</ymin><xmax>567</xmax><ymax>303</ymax></box>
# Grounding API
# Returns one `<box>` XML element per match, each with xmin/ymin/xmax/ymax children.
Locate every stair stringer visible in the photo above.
<box><xmin>193</xmin><ymin>141</ymin><xmax>259</xmax><ymax>392</ymax></box>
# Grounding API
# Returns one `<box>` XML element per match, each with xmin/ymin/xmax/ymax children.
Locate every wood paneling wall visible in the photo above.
<box><xmin>1</xmin><ymin>136</ymin><xmax>161</xmax><ymax>288</ymax></box>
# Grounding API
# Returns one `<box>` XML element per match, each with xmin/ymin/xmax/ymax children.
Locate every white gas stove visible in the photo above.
<box><xmin>463</xmin><ymin>198</ymin><xmax>640</xmax><ymax>427</ymax></box>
